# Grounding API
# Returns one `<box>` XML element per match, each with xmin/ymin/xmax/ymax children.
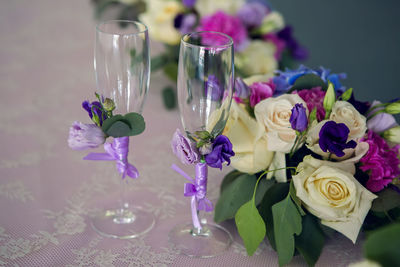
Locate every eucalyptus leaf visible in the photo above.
<box><xmin>295</xmin><ymin>214</ymin><xmax>325</xmax><ymax>267</ymax></box>
<box><xmin>102</xmin><ymin>112</ymin><xmax>145</xmax><ymax>137</ymax></box>
<box><xmin>214</xmin><ymin>174</ymin><xmax>256</xmax><ymax>223</ymax></box>
<box><xmin>151</xmin><ymin>54</ymin><xmax>169</xmax><ymax>72</ymax></box>
<box><xmin>235</xmin><ymin>201</ymin><xmax>266</xmax><ymax>256</ymax></box>
<box><xmin>272</xmin><ymin>194</ymin><xmax>302</xmax><ymax>266</ymax></box>
<box><xmin>162</xmin><ymin>87</ymin><xmax>176</xmax><ymax>110</ymax></box>
<box><xmin>323</xmin><ymin>82</ymin><xmax>336</xmax><ymax>119</ymax></box>
<box><xmin>105</xmin><ymin>120</ymin><xmax>131</xmax><ymax>137</ymax></box>
<box><xmin>364</xmin><ymin>223</ymin><xmax>400</xmax><ymax>267</ymax></box>
<box><xmin>371</xmin><ymin>186</ymin><xmax>400</xmax><ymax>212</ymax></box>
<box><xmin>163</xmin><ymin>62</ymin><xmax>178</xmax><ymax>81</ymax></box>
<box><xmin>290</xmin><ymin>74</ymin><xmax>327</xmax><ymax>92</ymax></box>
<box><xmin>259</xmin><ymin>183</ymin><xmax>290</xmax><ymax>250</ymax></box>
<box><xmin>341</xmin><ymin>88</ymin><xmax>353</xmax><ymax>101</ymax></box>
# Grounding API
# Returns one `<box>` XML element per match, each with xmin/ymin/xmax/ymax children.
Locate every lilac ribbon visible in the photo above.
<box><xmin>83</xmin><ymin>136</ymin><xmax>139</xmax><ymax>179</ymax></box>
<box><xmin>171</xmin><ymin>162</ymin><xmax>213</xmax><ymax>230</ymax></box>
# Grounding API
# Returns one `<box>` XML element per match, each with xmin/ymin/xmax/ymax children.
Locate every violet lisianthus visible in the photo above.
<box><xmin>205</xmin><ymin>75</ymin><xmax>222</xmax><ymax>101</ymax></box>
<box><xmin>277</xmin><ymin>26</ymin><xmax>309</xmax><ymax>61</ymax></box>
<box><xmin>182</xmin><ymin>0</ymin><xmax>196</xmax><ymax>8</ymax></box>
<box><xmin>360</xmin><ymin>131</ymin><xmax>400</xmax><ymax>192</ymax></box>
<box><xmin>319</xmin><ymin>121</ymin><xmax>357</xmax><ymax>157</ymax></box>
<box><xmin>171</xmin><ymin>129</ymin><xmax>200</xmax><ymax>165</ymax></box>
<box><xmin>205</xmin><ymin>135</ymin><xmax>235</xmax><ymax>169</ymax></box>
<box><xmin>82</xmin><ymin>100</ymin><xmax>107</xmax><ymax>126</ymax></box>
<box><xmin>68</xmin><ymin>121</ymin><xmax>106</xmax><ymax>150</ymax></box>
<box><xmin>367</xmin><ymin>100</ymin><xmax>398</xmax><ymax>133</ymax></box>
<box><xmin>234</xmin><ymin>77</ymin><xmax>250</xmax><ymax>103</ymax></box>
<box><xmin>174</xmin><ymin>13</ymin><xmax>197</xmax><ymax>34</ymax></box>
<box><xmin>290</xmin><ymin>103</ymin><xmax>308</xmax><ymax>132</ymax></box>
<box><xmin>273</xmin><ymin>65</ymin><xmax>347</xmax><ymax>94</ymax></box>
<box><xmin>197</xmin><ymin>11</ymin><xmax>249</xmax><ymax>52</ymax></box>
<box><xmin>249</xmin><ymin>80</ymin><xmax>275</xmax><ymax>107</ymax></box>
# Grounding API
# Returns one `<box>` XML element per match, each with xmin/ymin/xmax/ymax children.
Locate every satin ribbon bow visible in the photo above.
<box><xmin>171</xmin><ymin>162</ymin><xmax>213</xmax><ymax>229</ymax></box>
<box><xmin>84</xmin><ymin>136</ymin><xmax>138</xmax><ymax>179</ymax></box>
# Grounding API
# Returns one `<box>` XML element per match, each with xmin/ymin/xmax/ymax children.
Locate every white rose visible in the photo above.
<box><xmin>243</xmin><ymin>73</ymin><xmax>273</xmax><ymax>85</ymax></box>
<box><xmin>195</xmin><ymin>0</ymin><xmax>245</xmax><ymax>17</ymax></box>
<box><xmin>139</xmin><ymin>0</ymin><xmax>183</xmax><ymax>45</ymax></box>
<box><xmin>235</xmin><ymin>40</ymin><xmax>277</xmax><ymax>77</ymax></box>
<box><xmin>210</xmin><ymin>101</ymin><xmax>274</xmax><ymax>173</ymax></box>
<box><xmin>330</xmin><ymin>101</ymin><xmax>367</xmax><ymax>140</ymax></box>
<box><xmin>254</xmin><ymin>94</ymin><xmax>308</xmax><ymax>153</ymax></box>
<box><xmin>259</xmin><ymin>11</ymin><xmax>285</xmax><ymax>34</ymax></box>
<box><xmin>293</xmin><ymin>156</ymin><xmax>377</xmax><ymax>243</ymax></box>
<box><xmin>306</xmin><ymin>120</ymin><xmax>369</xmax><ymax>162</ymax></box>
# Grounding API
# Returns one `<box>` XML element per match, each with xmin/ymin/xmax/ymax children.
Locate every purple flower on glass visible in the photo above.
<box><xmin>82</xmin><ymin>100</ymin><xmax>107</xmax><ymax>126</ymax></box>
<box><xmin>233</xmin><ymin>77</ymin><xmax>250</xmax><ymax>103</ymax></box>
<box><xmin>249</xmin><ymin>80</ymin><xmax>275</xmax><ymax>107</ymax></box>
<box><xmin>319</xmin><ymin>121</ymin><xmax>357</xmax><ymax>157</ymax></box>
<box><xmin>237</xmin><ymin>2</ymin><xmax>269</xmax><ymax>27</ymax></box>
<box><xmin>174</xmin><ymin>13</ymin><xmax>197</xmax><ymax>34</ymax></box>
<box><xmin>205</xmin><ymin>135</ymin><xmax>235</xmax><ymax>169</ymax></box>
<box><xmin>171</xmin><ymin>129</ymin><xmax>200</xmax><ymax>165</ymax></box>
<box><xmin>197</xmin><ymin>11</ymin><xmax>249</xmax><ymax>52</ymax></box>
<box><xmin>68</xmin><ymin>121</ymin><xmax>106</xmax><ymax>150</ymax></box>
<box><xmin>367</xmin><ymin>100</ymin><xmax>398</xmax><ymax>133</ymax></box>
<box><xmin>290</xmin><ymin>103</ymin><xmax>308</xmax><ymax>132</ymax></box>
<box><xmin>205</xmin><ymin>75</ymin><xmax>222</xmax><ymax>101</ymax></box>
<box><xmin>182</xmin><ymin>0</ymin><xmax>196</xmax><ymax>8</ymax></box>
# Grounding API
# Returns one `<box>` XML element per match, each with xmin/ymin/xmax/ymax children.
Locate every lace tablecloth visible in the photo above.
<box><xmin>0</xmin><ymin>1</ymin><xmax>364</xmax><ymax>266</ymax></box>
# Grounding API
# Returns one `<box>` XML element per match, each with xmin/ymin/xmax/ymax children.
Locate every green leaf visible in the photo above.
<box><xmin>371</xmin><ymin>185</ymin><xmax>400</xmax><ymax>212</ymax></box>
<box><xmin>151</xmin><ymin>54</ymin><xmax>169</xmax><ymax>72</ymax></box>
<box><xmin>210</xmin><ymin>110</ymin><xmax>226</xmax><ymax>137</ymax></box>
<box><xmin>163</xmin><ymin>62</ymin><xmax>178</xmax><ymax>81</ymax></box>
<box><xmin>255</xmin><ymin>178</ymin><xmax>275</xmax><ymax>206</ymax></box>
<box><xmin>220</xmin><ymin>170</ymin><xmax>243</xmax><ymax>193</ymax></box>
<box><xmin>214</xmin><ymin>174</ymin><xmax>256</xmax><ymax>223</ymax></box>
<box><xmin>162</xmin><ymin>87</ymin><xmax>176</xmax><ymax>110</ymax></box>
<box><xmin>289</xmin><ymin>180</ymin><xmax>305</xmax><ymax>216</ymax></box>
<box><xmin>272</xmin><ymin>194</ymin><xmax>302</xmax><ymax>266</ymax></box>
<box><xmin>308</xmin><ymin>107</ymin><xmax>317</xmax><ymax>124</ymax></box>
<box><xmin>195</xmin><ymin>130</ymin><xmax>211</xmax><ymax>140</ymax></box>
<box><xmin>259</xmin><ymin>183</ymin><xmax>290</xmax><ymax>250</ymax></box>
<box><xmin>235</xmin><ymin>201</ymin><xmax>266</xmax><ymax>256</ymax></box>
<box><xmin>341</xmin><ymin>88</ymin><xmax>353</xmax><ymax>101</ymax></box>
<box><xmin>323</xmin><ymin>82</ymin><xmax>336</xmax><ymax>119</ymax></box>
<box><xmin>295</xmin><ymin>214</ymin><xmax>325</xmax><ymax>267</ymax></box>
<box><xmin>290</xmin><ymin>74</ymin><xmax>327</xmax><ymax>92</ymax></box>
<box><xmin>102</xmin><ymin>112</ymin><xmax>145</xmax><ymax>137</ymax></box>
<box><xmin>364</xmin><ymin>223</ymin><xmax>400</xmax><ymax>267</ymax></box>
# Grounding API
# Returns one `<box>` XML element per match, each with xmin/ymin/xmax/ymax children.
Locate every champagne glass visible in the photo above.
<box><xmin>169</xmin><ymin>31</ymin><xmax>234</xmax><ymax>257</ymax></box>
<box><xmin>92</xmin><ymin>20</ymin><xmax>154</xmax><ymax>239</ymax></box>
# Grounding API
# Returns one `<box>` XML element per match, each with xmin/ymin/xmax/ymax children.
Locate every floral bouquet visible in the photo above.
<box><xmin>92</xmin><ymin>0</ymin><xmax>308</xmax><ymax>109</ymax></box>
<box><xmin>212</xmin><ymin>66</ymin><xmax>400</xmax><ymax>266</ymax></box>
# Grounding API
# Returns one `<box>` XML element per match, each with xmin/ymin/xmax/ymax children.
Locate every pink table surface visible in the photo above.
<box><xmin>0</xmin><ymin>1</ymin><xmax>364</xmax><ymax>266</ymax></box>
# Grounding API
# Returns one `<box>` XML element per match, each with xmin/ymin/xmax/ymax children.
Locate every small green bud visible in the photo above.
<box><xmin>383</xmin><ymin>126</ymin><xmax>400</xmax><ymax>144</ymax></box>
<box><xmin>103</xmin><ymin>98</ymin><xmax>115</xmax><ymax>112</ymax></box>
<box><xmin>385</xmin><ymin>102</ymin><xmax>400</xmax><ymax>115</ymax></box>
<box><xmin>92</xmin><ymin>113</ymin><xmax>101</xmax><ymax>126</ymax></box>
<box><xmin>323</xmin><ymin>82</ymin><xmax>336</xmax><ymax>119</ymax></box>
<box><xmin>341</xmin><ymin>88</ymin><xmax>353</xmax><ymax>101</ymax></box>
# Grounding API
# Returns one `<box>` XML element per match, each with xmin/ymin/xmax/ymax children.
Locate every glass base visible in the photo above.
<box><xmin>91</xmin><ymin>206</ymin><xmax>155</xmax><ymax>239</ymax></box>
<box><xmin>168</xmin><ymin>222</ymin><xmax>233</xmax><ymax>258</ymax></box>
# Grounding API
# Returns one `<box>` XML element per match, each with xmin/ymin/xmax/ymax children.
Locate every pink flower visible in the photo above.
<box><xmin>360</xmin><ymin>131</ymin><xmax>400</xmax><ymax>192</ymax></box>
<box><xmin>249</xmin><ymin>80</ymin><xmax>275</xmax><ymax>107</ymax></box>
<box><xmin>263</xmin><ymin>33</ymin><xmax>286</xmax><ymax>60</ymax></box>
<box><xmin>197</xmin><ymin>11</ymin><xmax>249</xmax><ymax>52</ymax></box>
<box><xmin>296</xmin><ymin>87</ymin><xmax>326</xmax><ymax>121</ymax></box>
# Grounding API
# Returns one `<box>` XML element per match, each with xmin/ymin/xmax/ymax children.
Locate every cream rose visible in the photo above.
<box><xmin>254</xmin><ymin>94</ymin><xmax>308</xmax><ymax>153</ymax></box>
<box><xmin>208</xmin><ymin>101</ymin><xmax>274</xmax><ymax>173</ymax></box>
<box><xmin>306</xmin><ymin>120</ymin><xmax>369</xmax><ymax>162</ymax></box>
<box><xmin>235</xmin><ymin>41</ymin><xmax>277</xmax><ymax>77</ymax></box>
<box><xmin>293</xmin><ymin>156</ymin><xmax>377</xmax><ymax>243</ymax></box>
<box><xmin>139</xmin><ymin>0</ymin><xmax>183</xmax><ymax>45</ymax></box>
<box><xmin>330</xmin><ymin>101</ymin><xmax>367</xmax><ymax>140</ymax></box>
<box><xmin>195</xmin><ymin>0</ymin><xmax>245</xmax><ymax>17</ymax></box>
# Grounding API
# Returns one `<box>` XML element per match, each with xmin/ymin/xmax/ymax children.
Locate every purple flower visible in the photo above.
<box><xmin>263</xmin><ymin>33</ymin><xmax>286</xmax><ymax>60</ymax></box>
<box><xmin>205</xmin><ymin>135</ymin><xmax>235</xmax><ymax>169</ymax></box>
<box><xmin>197</xmin><ymin>11</ymin><xmax>249</xmax><ymax>52</ymax></box>
<box><xmin>249</xmin><ymin>80</ymin><xmax>275</xmax><ymax>107</ymax></box>
<box><xmin>68</xmin><ymin>121</ymin><xmax>106</xmax><ymax>150</ymax></box>
<box><xmin>82</xmin><ymin>100</ymin><xmax>107</xmax><ymax>126</ymax></box>
<box><xmin>174</xmin><ymin>13</ymin><xmax>197</xmax><ymax>34</ymax></box>
<box><xmin>319</xmin><ymin>121</ymin><xmax>357</xmax><ymax>157</ymax></box>
<box><xmin>205</xmin><ymin>75</ymin><xmax>222</xmax><ymax>101</ymax></box>
<box><xmin>277</xmin><ymin>26</ymin><xmax>308</xmax><ymax>61</ymax></box>
<box><xmin>233</xmin><ymin>77</ymin><xmax>250</xmax><ymax>103</ymax></box>
<box><xmin>367</xmin><ymin>100</ymin><xmax>398</xmax><ymax>133</ymax></box>
<box><xmin>182</xmin><ymin>0</ymin><xmax>196</xmax><ymax>8</ymax></box>
<box><xmin>171</xmin><ymin>129</ymin><xmax>200</xmax><ymax>165</ymax></box>
<box><xmin>290</xmin><ymin>103</ymin><xmax>308</xmax><ymax>132</ymax></box>
<box><xmin>237</xmin><ymin>2</ymin><xmax>269</xmax><ymax>27</ymax></box>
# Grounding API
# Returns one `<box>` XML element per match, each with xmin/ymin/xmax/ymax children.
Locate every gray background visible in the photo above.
<box><xmin>269</xmin><ymin>0</ymin><xmax>400</xmax><ymax>102</ymax></box>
